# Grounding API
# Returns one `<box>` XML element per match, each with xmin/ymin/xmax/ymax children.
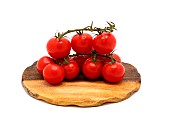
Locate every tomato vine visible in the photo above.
<box><xmin>55</xmin><ymin>21</ymin><xmax>116</xmax><ymax>40</ymax></box>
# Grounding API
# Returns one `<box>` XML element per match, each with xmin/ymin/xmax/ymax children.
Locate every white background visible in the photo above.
<box><xmin>0</xmin><ymin>0</ymin><xmax>170</xmax><ymax>113</ymax></box>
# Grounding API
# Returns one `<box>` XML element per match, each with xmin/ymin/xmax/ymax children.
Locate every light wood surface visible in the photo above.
<box><xmin>22</xmin><ymin>61</ymin><xmax>141</xmax><ymax>107</ymax></box>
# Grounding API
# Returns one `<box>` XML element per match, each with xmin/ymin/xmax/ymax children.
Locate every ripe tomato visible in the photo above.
<box><xmin>93</xmin><ymin>32</ymin><xmax>116</xmax><ymax>54</ymax></box>
<box><xmin>82</xmin><ymin>58</ymin><xmax>103</xmax><ymax>79</ymax></box>
<box><xmin>102</xmin><ymin>62</ymin><xmax>125</xmax><ymax>83</ymax></box>
<box><xmin>46</xmin><ymin>37</ymin><xmax>71</xmax><ymax>59</ymax></box>
<box><xmin>72</xmin><ymin>55</ymin><xmax>90</xmax><ymax>71</ymax></box>
<box><xmin>97</xmin><ymin>53</ymin><xmax>121</xmax><ymax>64</ymax></box>
<box><xmin>43</xmin><ymin>64</ymin><xmax>64</xmax><ymax>85</ymax></box>
<box><xmin>37</xmin><ymin>56</ymin><xmax>54</xmax><ymax>75</ymax></box>
<box><xmin>62</xmin><ymin>59</ymin><xmax>79</xmax><ymax>80</ymax></box>
<box><xmin>112</xmin><ymin>53</ymin><xmax>121</xmax><ymax>63</ymax></box>
<box><xmin>71</xmin><ymin>33</ymin><xmax>93</xmax><ymax>53</ymax></box>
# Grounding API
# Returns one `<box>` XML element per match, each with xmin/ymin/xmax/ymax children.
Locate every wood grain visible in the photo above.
<box><xmin>22</xmin><ymin>61</ymin><xmax>141</xmax><ymax>107</ymax></box>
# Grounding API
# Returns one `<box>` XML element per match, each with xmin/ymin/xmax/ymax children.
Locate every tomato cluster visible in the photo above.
<box><xmin>37</xmin><ymin>23</ymin><xmax>125</xmax><ymax>85</ymax></box>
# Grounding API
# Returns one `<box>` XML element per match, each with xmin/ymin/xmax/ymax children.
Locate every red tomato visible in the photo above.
<box><xmin>82</xmin><ymin>58</ymin><xmax>103</xmax><ymax>79</ymax></box>
<box><xmin>97</xmin><ymin>53</ymin><xmax>121</xmax><ymax>64</ymax></box>
<box><xmin>62</xmin><ymin>59</ymin><xmax>79</xmax><ymax>80</ymax></box>
<box><xmin>102</xmin><ymin>62</ymin><xmax>125</xmax><ymax>83</ymax></box>
<box><xmin>43</xmin><ymin>64</ymin><xmax>64</xmax><ymax>85</ymax></box>
<box><xmin>46</xmin><ymin>37</ymin><xmax>71</xmax><ymax>59</ymax></box>
<box><xmin>93</xmin><ymin>32</ymin><xmax>116</xmax><ymax>54</ymax></box>
<box><xmin>37</xmin><ymin>56</ymin><xmax>54</xmax><ymax>75</ymax></box>
<box><xmin>72</xmin><ymin>55</ymin><xmax>90</xmax><ymax>71</ymax></box>
<box><xmin>71</xmin><ymin>33</ymin><xmax>93</xmax><ymax>53</ymax></box>
<box><xmin>112</xmin><ymin>53</ymin><xmax>121</xmax><ymax>63</ymax></box>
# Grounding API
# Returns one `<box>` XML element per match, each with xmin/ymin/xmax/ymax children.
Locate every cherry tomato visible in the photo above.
<box><xmin>112</xmin><ymin>53</ymin><xmax>121</xmax><ymax>63</ymax></box>
<box><xmin>62</xmin><ymin>59</ymin><xmax>79</xmax><ymax>80</ymax></box>
<box><xmin>82</xmin><ymin>58</ymin><xmax>103</xmax><ymax>79</ymax></box>
<box><xmin>43</xmin><ymin>64</ymin><xmax>64</xmax><ymax>85</ymax></box>
<box><xmin>71</xmin><ymin>33</ymin><xmax>93</xmax><ymax>53</ymax></box>
<box><xmin>37</xmin><ymin>56</ymin><xmax>54</xmax><ymax>75</ymax></box>
<box><xmin>46</xmin><ymin>37</ymin><xmax>71</xmax><ymax>59</ymax></box>
<box><xmin>93</xmin><ymin>32</ymin><xmax>116</xmax><ymax>54</ymax></box>
<box><xmin>102</xmin><ymin>62</ymin><xmax>125</xmax><ymax>83</ymax></box>
<box><xmin>97</xmin><ymin>53</ymin><xmax>121</xmax><ymax>64</ymax></box>
<box><xmin>72</xmin><ymin>55</ymin><xmax>90</xmax><ymax>71</ymax></box>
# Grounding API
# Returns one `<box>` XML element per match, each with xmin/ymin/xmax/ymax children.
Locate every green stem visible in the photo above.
<box><xmin>57</xmin><ymin>21</ymin><xmax>116</xmax><ymax>40</ymax></box>
<box><xmin>91</xmin><ymin>54</ymin><xmax>97</xmax><ymax>62</ymax></box>
<box><xmin>68</xmin><ymin>53</ymin><xmax>114</xmax><ymax>60</ymax></box>
<box><xmin>110</xmin><ymin>57</ymin><xmax>116</xmax><ymax>63</ymax></box>
<box><xmin>69</xmin><ymin>53</ymin><xmax>92</xmax><ymax>57</ymax></box>
<box><xmin>96</xmin><ymin>54</ymin><xmax>109</xmax><ymax>58</ymax></box>
<box><xmin>63</xmin><ymin>57</ymin><xmax>70</xmax><ymax>64</ymax></box>
<box><xmin>58</xmin><ymin>28</ymin><xmax>105</xmax><ymax>39</ymax></box>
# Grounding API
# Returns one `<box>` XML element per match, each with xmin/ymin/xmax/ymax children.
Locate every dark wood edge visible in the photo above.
<box><xmin>22</xmin><ymin>61</ymin><xmax>141</xmax><ymax>83</ymax></box>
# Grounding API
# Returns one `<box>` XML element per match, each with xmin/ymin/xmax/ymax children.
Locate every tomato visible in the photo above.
<box><xmin>43</xmin><ymin>64</ymin><xmax>64</xmax><ymax>85</ymax></box>
<box><xmin>97</xmin><ymin>53</ymin><xmax>121</xmax><ymax>64</ymax></box>
<box><xmin>102</xmin><ymin>62</ymin><xmax>125</xmax><ymax>83</ymax></box>
<box><xmin>37</xmin><ymin>56</ymin><xmax>54</xmax><ymax>75</ymax></box>
<box><xmin>72</xmin><ymin>55</ymin><xmax>90</xmax><ymax>71</ymax></box>
<box><xmin>93</xmin><ymin>32</ymin><xmax>116</xmax><ymax>54</ymax></box>
<box><xmin>46</xmin><ymin>37</ymin><xmax>71</xmax><ymax>59</ymax></box>
<box><xmin>62</xmin><ymin>59</ymin><xmax>79</xmax><ymax>80</ymax></box>
<box><xmin>71</xmin><ymin>33</ymin><xmax>93</xmax><ymax>53</ymax></box>
<box><xmin>82</xmin><ymin>58</ymin><xmax>103</xmax><ymax>79</ymax></box>
<box><xmin>112</xmin><ymin>53</ymin><xmax>121</xmax><ymax>63</ymax></box>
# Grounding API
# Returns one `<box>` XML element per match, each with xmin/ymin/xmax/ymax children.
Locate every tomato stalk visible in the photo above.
<box><xmin>68</xmin><ymin>52</ymin><xmax>117</xmax><ymax>63</ymax></box>
<box><xmin>110</xmin><ymin>57</ymin><xmax>116</xmax><ymax>64</ymax></box>
<box><xmin>56</xmin><ymin>21</ymin><xmax>116</xmax><ymax>39</ymax></box>
<box><xmin>105</xmin><ymin>53</ymin><xmax>116</xmax><ymax>63</ymax></box>
<box><xmin>92</xmin><ymin>54</ymin><xmax>97</xmax><ymax>62</ymax></box>
<box><xmin>76</xmin><ymin>30</ymin><xmax>83</xmax><ymax>35</ymax></box>
<box><xmin>63</xmin><ymin>57</ymin><xmax>70</xmax><ymax>64</ymax></box>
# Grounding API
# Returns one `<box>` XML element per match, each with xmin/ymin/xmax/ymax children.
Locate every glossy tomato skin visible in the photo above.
<box><xmin>71</xmin><ymin>33</ymin><xmax>93</xmax><ymax>53</ymax></box>
<box><xmin>102</xmin><ymin>62</ymin><xmax>125</xmax><ymax>83</ymax></box>
<box><xmin>62</xmin><ymin>60</ymin><xmax>79</xmax><ymax>80</ymax></box>
<box><xmin>82</xmin><ymin>58</ymin><xmax>103</xmax><ymax>79</ymax></box>
<box><xmin>72</xmin><ymin>55</ymin><xmax>90</xmax><ymax>71</ymax></box>
<box><xmin>93</xmin><ymin>32</ymin><xmax>116</xmax><ymax>54</ymax></box>
<box><xmin>37</xmin><ymin>56</ymin><xmax>54</xmax><ymax>75</ymax></box>
<box><xmin>43</xmin><ymin>64</ymin><xmax>64</xmax><ymax>85</ymax></box>
<box><xmin>46</xmin><ymin>38</ymin><xmax>71</xmax><ymax>59</ymax></box>
<box><xmin>97</xmin><ymin>53</ymin><xmax>121</xmax><ymax>64</ymax></box>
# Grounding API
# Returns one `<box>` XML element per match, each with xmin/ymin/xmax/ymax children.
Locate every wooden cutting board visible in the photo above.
<box><xmin>22</xmin><ymin>61</ymin><xmax>141</xmax><ymax>107</ymax></box>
